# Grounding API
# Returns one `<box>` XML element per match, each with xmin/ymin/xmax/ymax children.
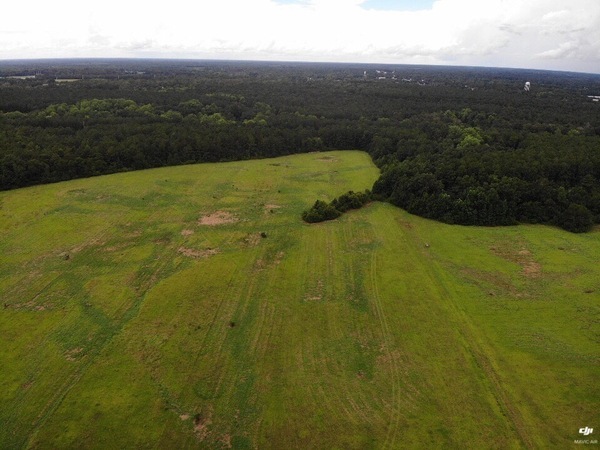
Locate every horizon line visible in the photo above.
<box><xmin>1</xmin><ymin>57</ymin><xmax>599</xmax><ymax>76</ymax></box>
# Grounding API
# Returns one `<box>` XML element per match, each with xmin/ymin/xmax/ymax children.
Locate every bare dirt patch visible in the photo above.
<box><xmin>178</xmin><ymin>247</ymin><xmax>220</xmax><ymax>259</ymax></box>
<box><xmin>397</xmin><ymin>219</ymin><xmax>413</xmax><ymax>230</ymax></box>
<box><xmin>523</xmin><ymin>261</ymin><xmax>542</xmax><ymax>278</ymax></box>
<box><xmin>316</xmin><ymin>156</ymin><xmax>339</xmax><ymax>162</ymax></box>
<box><xmin>264</xmin><ymin>204</ymin><xmax>282</xmax><ymax>215</ymax></box>
<box><xmin>253</xmin><ymin>259</ymin><xmax>266</xmax><ymax>271</ymax></box>
<box><xmin>221</xmin><ymin>434</ymin><xmax>232</xmax><ymax>448</ymax></box>
<box><xmin>274</xmin><ymin>251</ymin><xmax>284</xmax><ymax>265</ymax></box>
<box><xmin>305</xmin><ymin>279</ymin><xmax>324</xmax><ymax>301</ymax></box>
<box><xmin>253</xmin><ymin>251</ymin><xmax>284</xmax><ymax>272</ymax></box>
<box><xmin>65</xmin><ymin>347</ymin><xmax>84</xmax><ymax>361</ymax></box>
<box><xmin>198</xmin><ymin>210</ymin><xmax>239</xmax><ymax>226</ymax></box>
<box><xmin>460</xmin><ymin>267</ymin><xmax>521</xmax><ymax>297</ymax></box>
<box><xmin>10</xmin><ymin>300</ymin><xmax>53</xmax><ymax>311</ymax></box>
<box><xmin>194</xmin><ymin>413</ymin><xmax>212</xmax><ymax>441</ymax></box>
<box><xmin>490</xmin><ymin>245</ymin><xmax>542</xmax><ymax>279</ymax></box>
<box><xmin>70</xmin><ymin>238</ymin><xmax>105</xmax><ymax>254</ymax></box>
<box><xmin>181</xmin><ymin>229</ymin><xmax>194</xmax><ymax>236</ymax></box>
<box><xmin>244</xmin><ymin>233</ymin><xmax>262</xmax><ymax>247</ymax></box>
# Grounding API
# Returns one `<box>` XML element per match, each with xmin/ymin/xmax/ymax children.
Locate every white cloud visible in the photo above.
<box><xmin>1</xmin><ymin>0</ymin><xmax>599</xmax><ymax>72</ymax></box>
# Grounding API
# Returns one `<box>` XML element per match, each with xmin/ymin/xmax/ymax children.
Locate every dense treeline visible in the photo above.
<box><xmin>1</xmin><ymin>59</ymin><xmax>599</xmax><ymax>231</ymax></box>
<box><xmin>371</xmin><ymin>112</ymin><xmax>600</xmax><ymax>232</ymax></box>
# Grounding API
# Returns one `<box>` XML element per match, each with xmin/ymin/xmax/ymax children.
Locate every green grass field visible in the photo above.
<box><xmin>1</xmin><ymin>151</ymin><xmax>598</xmax><ymax>449</ymax></box>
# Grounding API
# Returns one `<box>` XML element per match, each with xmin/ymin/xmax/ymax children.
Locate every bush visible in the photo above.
<box><xmin>556</xmin><ymin>203</ymin><xmax>594</xmax><ymax>233</ymax></box>
<box><xmin>302</xmin><ymin>200</ymin><xmax>341</xmax><ymax>223</ymax></box>
<box><xmin>302</xmin><ymin>190</ymin><xmax>371</xmax><ymax>223</ymax></box>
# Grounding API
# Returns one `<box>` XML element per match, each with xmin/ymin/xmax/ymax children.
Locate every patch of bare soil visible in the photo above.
<box><xmin>490</xmin><ymin>245</ymin><xmax>542</xmax><ymax>279</ymax></box>
<box><xmin>10</xmin><ymin>300</ymin><xmax>52</xmax><ymax>311</ymax></box>
<box><xmin>523</xmin><ymin>261</ymin><xmax>542</xmax><ymax>278</ymax></box>
<box><xmin>253</xmin><ymin>259</ymin><xmax>266</xmax><ymax>271</ymax></box>
<box><xmin>460</xmin><ymin>267</ymin><xmax>521</xmax><ymax>297</ymax></box>
<box><xmin>179</xmin><ymin>414</ymin><xmax>190</xmax><ymax>421</ymax></box>
<box><xmin>264</xmin><ymin>204</ymin><xmax>282</xmax><ymax>215</ymax></box>
<box><xmin>244</xmin><ymin>233</ymin><xmax>262</xmax><ymax>247</ymax></box>
<box><xmin>70</xmin><ymin>238</ymin><xmax>105</xmax><ymax>254</ymax></box>
<box><xmin>194</xmin><ymin>413</ymin><xmax>212</xmax><ymax>441</ymax></box>
<box><xmin>221</xmin><ymin>434</ymin><xmax>232</xmax><ymax>448</ymax></box>
<box><xmin>316</xmin><ymin>156</ymin><xmax>339</xmax><ymax>162</ymax></box>
<box><xmin>181</xmin><ymin>229</ymin><xmax>194</xmax><ymax>236</ymax></box>
<box><xmin>253</xmin><ymin>251</ymin><xmax>284</xmax><ymax>272</ymax></box>
<box><xmin>305</xmin><ymin>279</ymin><xmax>324</xmax><ymax>301</ymax></box>
<box><xmin>274</xmin><ymin>251</ymin><xmax>284</xmax><ymax>265</ymax></box>
<box><xmin>198</xmin><ymin>211</ymin><xmax>239</xmax><ymax>226</ymax></box>
<box><xmin>178</xmin><ymin>247</ymin><xmax>220</xmax><ymax>259</ymax></box>
<box><xmin>396</xmin><ymin>218</ymin><xmax>413</xmax><ymax>229</ymax></box>
<box><xmin>64</xmin><ymin>347</ymin><xmax>84</xmax><ymax>361</ymax></box>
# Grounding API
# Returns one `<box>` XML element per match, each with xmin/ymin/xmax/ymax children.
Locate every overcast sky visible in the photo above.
<box><xmin>1</xmin><ymin>0</ymin><xmax>599</xmax><ymax>73</ymax></box>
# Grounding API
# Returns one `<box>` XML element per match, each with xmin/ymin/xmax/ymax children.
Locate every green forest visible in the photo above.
<box><xmin>1</xmin><ymin>59</ymin><xmax>599</xmax><ymax>231</ymax></box>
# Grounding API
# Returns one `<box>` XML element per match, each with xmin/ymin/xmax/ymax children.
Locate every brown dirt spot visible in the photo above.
<box><xmin>491</xmin><ymin>245</ymin><xmax>542</xmax><ymax>279</ymax></box>
<box><xmin>102</xmin><ymin>243</ymin><xmax>128</xmax><ymax>253</ymax></box>
<box><xmin>70</xmin><ymin>238</ymin><xmax>104</xmax><ymax>254</ymax></box>
<box><xmin>460</xmin><ymin>267</ymin><xmax>520</xmax><ymax>297</ymax></box>
<box><xmin>12</xmin><ymin>300</ymin><xmax>53</xmax><ymax>311</ymax></box>
<box><xmin>396</xmin><ymin>218</ymin><xmax>413</xmax><ymax>229</ymax></box>
<box><xmin>181</xmin><ymin>229</ymin><xmax>194</xmax><ymax>236</ymax></box>
<box><xmin>264</xmin><ymin>204</ymin><xmax>282</xmax><ymax>215</ymax></box>
<box><xmin>65</xmin><ymin>347</ymin><xmax>84</xmax><ymax>361</ymax></box>
<box><xmin>221</xmin><ymin>434</ymin><xmax>232</xmax><ymax>448</ymax></box>
<box><xmin>194</xmin><ymin>413</ymin><xmax>211</xmax><ymax>440</ymax></box>
<box><xmin>274</xmin><ymin>251</ymin><xmax>284</xmax><ymax>265</ymax></box>
<box><xmin>316</xmin><ymin>156</ymin><xmax>339</xmax><ymax>162</ymax></box>
<box><xmin>178</xmin><ymin>247</ymin><xmax>220</xmax><ymax>259</ymax></box>
<box><xmin>523</xmin><ymin>261</ymin><xmax>542</xmax><ymax>278</ymax></box>
<box><xmin>253</xmin><ymin>259</ymin><xmax>266</xmax><ymax>271</ymax></box>
<box><xmin>198</xmin><ymin>211</ymin><xmax>239</xmax><ymax>226</ymax></box>
<box><xmin>305</xmin><ymin>279</ymin><xmax>324</xmax><ymax>301</ymax></box>
<box><xmin>179</xmin><ymin>414</ymin><xmax>190</xmax><ymax>421</ymax></box>
<box><xmin>244</xmin><ymin>233</ymin><xmax>262</xmax><ymax>247</ymax></box>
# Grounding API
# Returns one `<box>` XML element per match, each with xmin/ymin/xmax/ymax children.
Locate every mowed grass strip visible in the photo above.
<box><xmin>0</xmin><ymin>151</ymin><xmax>598</xmax><ymax>449</ymax></box>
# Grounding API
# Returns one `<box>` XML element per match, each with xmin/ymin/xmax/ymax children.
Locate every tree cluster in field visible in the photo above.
<box><xmin>302</xmin><ymin>190</ymin><xmax>372</xmax><ymax>223</ymax></box>
<box><xmin>1</xmin><ymin>60</ymin><xmax>599</xmax><ymax>232</ymax></box>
